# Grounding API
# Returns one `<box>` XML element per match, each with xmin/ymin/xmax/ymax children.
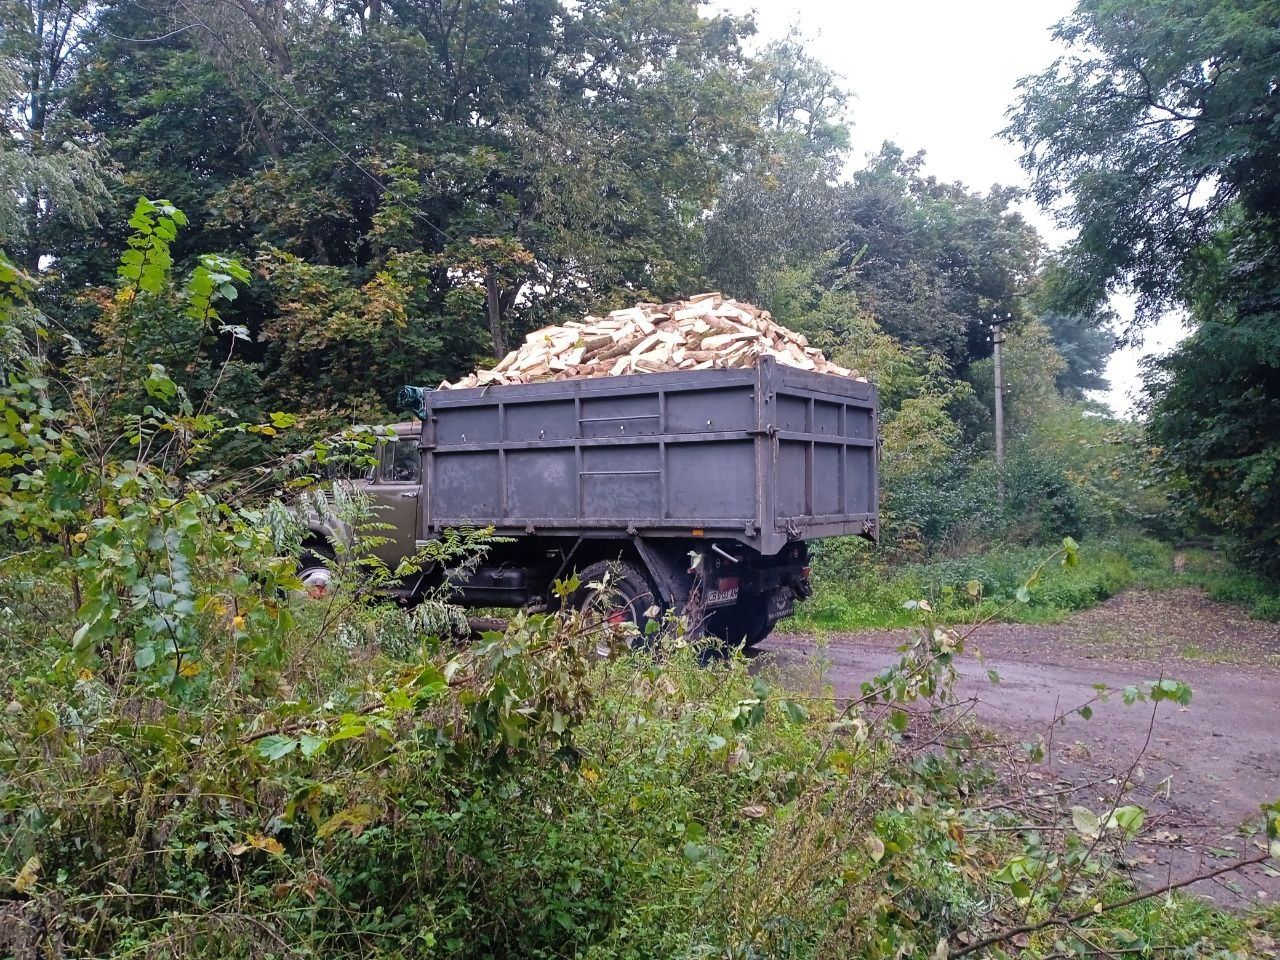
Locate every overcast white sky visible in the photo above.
<box><xmin>713</xmin><ymin>0</ymin><xmax>1188</xmax><ymax>417</ymax></box>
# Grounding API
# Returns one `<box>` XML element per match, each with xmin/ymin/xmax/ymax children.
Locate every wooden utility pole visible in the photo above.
<box><xmin>991</xmin><ymin>313</ymin><xmax>1008</xmax><ymax>502</ymax></box>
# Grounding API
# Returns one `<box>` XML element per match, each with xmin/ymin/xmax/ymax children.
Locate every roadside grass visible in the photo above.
<box><xmin>1036</xmin><ymin>885</ymin><xmax>1260</xmax><ymax>957</ymax></box>
<box><xmin>787</xmin><ymin>534</ymin><xmax>1280</xmax><ymax>633</ymax></box>
<box><xmin>1193</xmin><ymin>560</ymin><xmax>1280</xmax><ymax>622</ymax></box>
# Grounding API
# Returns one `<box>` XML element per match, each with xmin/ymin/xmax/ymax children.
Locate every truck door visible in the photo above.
<box><xmin>362</xmin><ymin>436</ymin><xmax>422</xmax><ymax>570</ymax></box>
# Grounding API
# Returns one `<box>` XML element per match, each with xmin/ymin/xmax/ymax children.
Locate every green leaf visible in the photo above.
<box><xmin>1109</xmin><ymin>805</ymin><xmax>1145</xmax><ymax>837</ymax></box>
<box><xmin>1062</xmin><ymin>536</ymin><xmax>1079</xmax><ymax>567</ymax></box>
<box><xmin>329</xmin><ymin>720</ymin><xmax>367</xmax><ymax>743</ymax></box>
<box><xmin>781</xmin><ymin>699</ymin><xmax>809</xmax><ymax>724</ymax></box>
<box><xmin>254</xmin><ymin>735</ymin><xmax>298</xmax><ymax>762</ymax></box>
<box><xmin>1150</xmin><ymin>678</ymin><xmax>1193</xmax><ymax>706</ymax></box>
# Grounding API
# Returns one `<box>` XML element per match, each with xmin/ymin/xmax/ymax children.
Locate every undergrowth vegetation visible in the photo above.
<box><xmin>3</xmin><ymin>531</ymin><xmax>1276</xmax><ymax>959</ymax></box>
<box><xmin>793</xmin><ymin>535</ymin><xmax>1280</xmax><ymax>631</ymax></box>
<box><xmin>2</xmin><ymin>201</ymin><xmax>1277</xmax><ymax>959</ymax></box>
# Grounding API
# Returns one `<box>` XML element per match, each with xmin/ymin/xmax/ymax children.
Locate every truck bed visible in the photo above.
<box><xmin>416</xmin><ymin>357</ymin><xmax>878</xmax><ymax>556</ymax></box>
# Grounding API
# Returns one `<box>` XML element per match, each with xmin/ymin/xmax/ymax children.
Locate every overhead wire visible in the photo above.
<box><xmin>96</xmin><ymin>21</ymin><xmax>203</xmax><ymax>44</ymax></box>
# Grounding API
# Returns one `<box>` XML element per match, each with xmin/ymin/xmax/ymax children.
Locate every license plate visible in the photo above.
<box><xmin>704</xmin><ymin>586</ymin><xmax>740</xmax><ymax>609</ymax></box>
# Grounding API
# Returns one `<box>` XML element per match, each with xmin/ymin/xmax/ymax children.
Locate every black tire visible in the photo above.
<box><xmin>297</xmin><ymin>542</ymin><xmax>336</xmax><ymax>598</ymax></box>
<box><xmin>570</xmin><ymin>559</ymin><xmax>664</xmax><ymax>654</ymax></box>
<box><xmin>708</xmin><ymin>593</ymin><xmax>775</xmax><ymax>652</ymax></box>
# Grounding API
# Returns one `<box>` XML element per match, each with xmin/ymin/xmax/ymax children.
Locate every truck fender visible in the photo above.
<box><xmin>631</xmin><ymin>538</ymin><xmax>689</xmax><ymax>611</ymax></box>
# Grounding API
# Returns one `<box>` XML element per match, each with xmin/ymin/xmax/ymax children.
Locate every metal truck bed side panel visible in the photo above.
<box><xmin>418</xmin><ymin>358</ymin><xmax>877</xmax><ymax>555</ymax></box>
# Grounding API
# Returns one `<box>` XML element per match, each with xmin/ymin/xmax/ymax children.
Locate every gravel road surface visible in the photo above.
<box><xmin>759</xmin><ymin>588</ymin><xmax>1280</xmax><ymax>907</ymax></box>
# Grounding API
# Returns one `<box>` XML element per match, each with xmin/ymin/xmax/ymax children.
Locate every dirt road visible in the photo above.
<box><xmin>759</xmin><ymin>588</ymin><xmax>1280</xmax><ymax>907</ymax></box>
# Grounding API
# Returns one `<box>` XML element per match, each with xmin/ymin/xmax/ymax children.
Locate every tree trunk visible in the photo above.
<box><xmin>485</xmin><ymin>266</ymin><xmax>507</xmax><ymax>358</ymax></box>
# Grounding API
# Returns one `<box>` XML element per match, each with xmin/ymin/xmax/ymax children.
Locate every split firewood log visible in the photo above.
<box><xmin>437</xmin><ymin>292</ymin><xmax>868</xmax><ymax>388</ymax></box>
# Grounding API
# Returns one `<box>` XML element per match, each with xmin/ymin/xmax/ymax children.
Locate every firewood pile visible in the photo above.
<box><xmin>439</xmin><ymin>292</ymin><xmax>863</xmax><ymax>389</ymax></box>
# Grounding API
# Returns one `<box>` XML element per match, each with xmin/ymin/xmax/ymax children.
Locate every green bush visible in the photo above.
<box><xmin>795</xmin><ymin>535</ymin><xmax>1175</xmax><ymax>631</ymax></box>
<box><xmin>0</xmin><ymin>556</ymin><xmax>998</xmax><ymax>960</ymax></box>
<box><xmin>1203</xmin><ymin>565</ymin><xmax>1280</xmax><ymax>622</ymax></box>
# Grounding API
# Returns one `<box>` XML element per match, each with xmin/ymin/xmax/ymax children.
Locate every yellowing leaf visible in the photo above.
<box><xmin>13</xmin><ymin>856</ymin><xmax>40</xmax><ymax>894</ymax></box>
<box><xmin>866</xmin><ymin>835</ymin><xmax>885</xmax><ymax>863</ymax></box>
<box><xmin>232</xmin><ymin>615</ymin><xmax>246</xmax><ymax>631</ymax></box>
<box><xmin>581</xmin><ymin>766</ymin><xmax>599</xmax><ymax>784</ymax></box>
<box><xmin>231</xmin><ymin>834</ymin><xmax>285</xmax><ymax>856</ymax></box>
<box><xmin>317</xmin><ymin>803</ymin><xmax>378</xmax><ymax>840</ymax></box>
<box><xmin>249</xmin><ymin>834</ymin><xmax>285</xmax><ymax>855</ymax></box>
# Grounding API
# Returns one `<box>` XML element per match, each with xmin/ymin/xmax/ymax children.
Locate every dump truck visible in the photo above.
<box><xmin>299</xmin><ymin>356</ymin><xmax>878</xmax><ymax>648</ymax></box>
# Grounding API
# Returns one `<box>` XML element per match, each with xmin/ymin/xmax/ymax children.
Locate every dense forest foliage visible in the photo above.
<box><xmin>3</xmin><ymin>1</ymin><xmax>1280</xmax><ymax>958</ymax></box>
<box><xmin>1</xmin><ymin>0</ymin><xmax>1160</xmax><ymax>557</ymax></box>
<box><xmin>1009</xmin><ymin>0</ymin><xmax>1280</xmax><ymax>575</ymax></box>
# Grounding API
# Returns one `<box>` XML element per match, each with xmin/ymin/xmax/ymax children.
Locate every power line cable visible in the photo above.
<box><xmin>98</xmin><ymin>21</ymin><xmax>203</xmax><ymax>43</ymax></box>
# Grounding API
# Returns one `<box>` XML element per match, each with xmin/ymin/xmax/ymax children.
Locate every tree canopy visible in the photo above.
<box><xmin>1008</xmin><ymin>0</ymin><xmax>1280</xmax><ymax>320</ymax></box>
<box><xmin>1010</xmin><ymin>0</ymin><xmax>1280</xmax><ymax>572</ymax></box>
<box><xmin>0</xmin><ymin>0</ymin><xmax>1149</xmax><ymax>556</ymax></box>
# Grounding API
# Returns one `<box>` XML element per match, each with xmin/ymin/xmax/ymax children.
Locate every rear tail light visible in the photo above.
<box><xmin>716</xmin><ymin>577</ymin><xmax>740</xmax><ymax>592</ymax></box>
<box><xmin>801</xmin><ymin>566</ymin><xmax>811</xmax><ymax>580</ymax></box>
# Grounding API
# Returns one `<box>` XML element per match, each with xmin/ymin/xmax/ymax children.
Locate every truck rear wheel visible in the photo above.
<box><xmin>708</xmin><ymin>593</ymin><xmax>776</xmax><ymax>652</ymax></box>
<box><xmin>570</xmin><ymin>560</ymin><xmax>664</xmax><ymax>655</ymax></box>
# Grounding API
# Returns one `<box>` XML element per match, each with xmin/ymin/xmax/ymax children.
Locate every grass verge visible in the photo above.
<box><xmin>787</xmin><ymin>534</ymin><xmax>1280</xmax><ymax>633</ymax></box>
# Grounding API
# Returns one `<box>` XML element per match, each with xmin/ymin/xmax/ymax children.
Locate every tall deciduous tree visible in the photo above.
<box><xmin>0</xmin><ymin>0</ymin><xmax>107</xmax><ymax>268</ymax></box>
<box><xmin>1010</xmin><ymin>0</ymin><xmax>1280</xmax><ymax>571</ymax></box>
<box><xmin>701</xmin><ymin>30</ymin><xmax>851</xmax><ymax>305</ymax></box>
<box><xmin>47</xmin><ymin>0</ymin><xmax>765</xmax><ymax>416</ymax></box>
<box><xmin>834</xmin><ymin>144</ymin><xmax>1043</xmax><ymax>371</ymax></box>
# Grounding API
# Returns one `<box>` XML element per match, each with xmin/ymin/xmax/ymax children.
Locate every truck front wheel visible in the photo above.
<box><xmin>297</xmin><ymin>543</ymin><xmax>337</xmax><ymax>598</ymax></box>
<box><xmin>570</xmin><ymin>560</ymin><xmax>665</xmax><ymax>654</ymax></box>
